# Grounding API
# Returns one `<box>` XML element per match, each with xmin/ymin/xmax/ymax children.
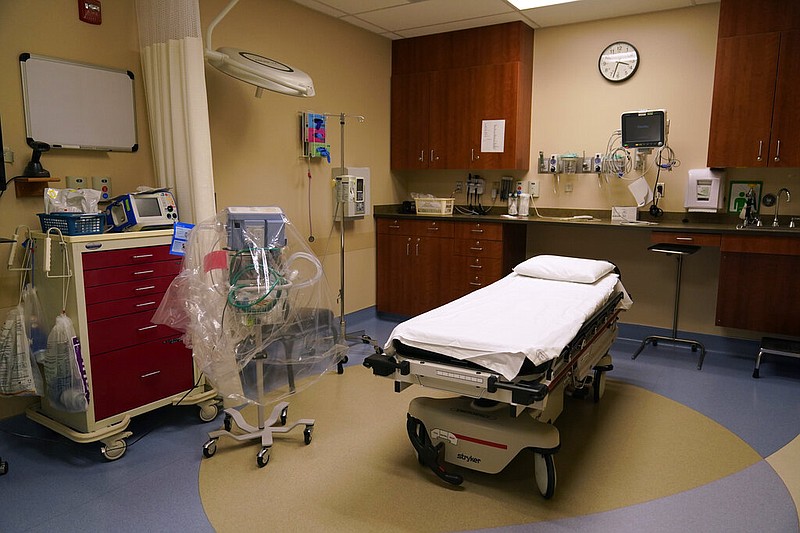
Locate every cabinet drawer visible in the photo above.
<box><xmin>83</xmin><ymin>260</ymin><xmax>181</xmax><ymax>288</ymax></box>
<box><xmin>85</xmin><ymin>276</ymin><xmax>174</xmax><ymax>304</ymax></box>
<box><xmin>376</xmin><ymin>218</ymin><xmax>454</xmax><ymax>237</ymax></box>
<box><xmin>720</xmin><ymin>234</ymin><xmax>800</xmax><ymax>255</ymax></box>
<box><xmin>455</xmin><ymin>221</ymin><xmax>503</xmax><ymax>240</ymax></box>
<box><xmin>86</xmin><ymin>293</ymin><xmax>165</xmax><ymax>322</ymax></box>
<box><xmin>82</xmin><ymin>245</ymin><xmax>175</xmax><ymax>270</ymax></box>
<box><xmin>454</xmin><ymin>238</ymin><xmax>503</xmax><ymax>259</ymax></box>
<box><xmin>650</xmin><ymin>232</ymin><xmax>721</xmax><ymax>247</ymax></box>
<box><xmin>458</xmin><ymin>256</ymin><xmax>502</xmax><ymax>277</ymax></box>
<box><xmin>91</xmin><ymin>337</ymin><xmax>194</xmax><ymax>421</ymax></box>
<box><xmin>88</xmin><ymin>310</ymin><xmax>180</xmax><ymax>354</ymax></box>
<box><xmin>455</xmin><ymin>269</ymin><xmax>503</xmax><ymax>293</ymax></box>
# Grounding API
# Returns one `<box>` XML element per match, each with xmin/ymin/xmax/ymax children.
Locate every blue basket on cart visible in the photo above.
<box><xmin>38</xmin><ymin>213</ymin><xmax>106</xmax><ymax>236</ymax></box>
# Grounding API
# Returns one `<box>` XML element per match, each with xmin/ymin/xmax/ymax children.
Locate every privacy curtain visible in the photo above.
<box><xmin>135</xmin><ymin>0</ymin><xmax>216</xmax><ymax>224</ymax></box>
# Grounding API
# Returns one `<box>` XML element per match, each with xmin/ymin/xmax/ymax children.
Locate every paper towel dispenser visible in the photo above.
<box><xmin>685</xmin><ymin>168</ymin><xmax>725</xmax><ymax>213</ymax></box>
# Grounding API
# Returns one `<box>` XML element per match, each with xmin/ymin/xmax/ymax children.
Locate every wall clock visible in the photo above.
<box><xmin>598</xmin><ymin>41</ymin><xmax>639</xmax><ymax>82</ymax></box>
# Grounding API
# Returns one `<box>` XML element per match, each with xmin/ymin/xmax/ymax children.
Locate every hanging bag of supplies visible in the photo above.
<box><xmin>0</xmin><ymin>305</ymin><xmax>43</xmax><ymax>397</ymax></box>
<box><xmin>44</xmin><ymin>313</ymin><xmax>89</xmax><ymax>412</ymax></box>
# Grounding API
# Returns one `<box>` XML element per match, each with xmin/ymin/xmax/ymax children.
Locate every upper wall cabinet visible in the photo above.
<box><xmin>707</xmin><ymin>0</ymin><xmax>800</xmax><ymax>168</ymax></box>
<box><xmin>391</xmin><ymin>22</ymin><xmax>533</xmax><ymax>171</ymax></box>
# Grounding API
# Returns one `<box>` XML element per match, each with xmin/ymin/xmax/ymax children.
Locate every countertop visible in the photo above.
<box><xmin>373</xmin><ymin>204</ymin><xmax>800</xmax><ymax>237</ymax></box>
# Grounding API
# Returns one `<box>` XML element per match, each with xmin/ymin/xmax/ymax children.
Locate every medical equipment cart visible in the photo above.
<box><xmin>26</xmin><ymin>230</ymin><xmax>217</xmax><ymax>460</ymax></box>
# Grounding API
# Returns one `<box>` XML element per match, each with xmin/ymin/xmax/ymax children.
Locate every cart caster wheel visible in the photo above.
<box><xmin>199</xmin><ymin>402</ymin><xmax>219</xmax><ymax>422</ymax></box>
<box><xmin>691</xmin><ymin>345</ymin><xmax>698</xmax><ymax>352</ymax></box>
<box><xmin>593</xmin><ymin>369</ymin><xmax>606</xmax><ymax>403</ymax></box>
<box><xmin>304</xmin><ymin>425</ymin><xmax>314</xmax><ymax>445</ymax></box>
<box><xmin>651</xmin><ymin>339</ymin><xmax>658</xmax><ymax>347</ymax></box>
<box><xmin>223</xmin><ymin>413</ymin><xmax>233</xmax><ymax>432</ymax></box>
<box><xmin>0</xmin><ymin>458</ymin><xmax>8</xmax><ymax>475</ymax></box>
<box><xmin>753</xmin><ymin>368</ymin><xmax>760</xmax><ymax>379</ymax></box>
<box><xmin>337</xmin><ymin>355</ymin><xmax>349</xmax><ymax>374</ymax></box>
<box><xmin>533</xmin><ymin>452</ymin><xmax>556</xmax><ymax>499</ymax></box>
<box><xmin>202</xmin><ymin>438</ymin><xmax>218</xmax><ymax>458</ymax></box>
<box><xmin>101</xmin><ymin>439</ymin><xmax>127</xmax><ymax>461</ymax></box>
<box><xmin>280</xmin><ymin>407</ymin><xmax>288</xmax><ymax>426</ymax></box>
<box><xmin>257</xmin><ymin>447</ymin><xmax>271</xmax><ymax>468</ymax></box>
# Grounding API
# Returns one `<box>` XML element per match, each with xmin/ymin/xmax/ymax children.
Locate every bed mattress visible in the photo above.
<box><xmin>386</xmin><ymin>272</ymin><xmax>630</xmax><ymax>381</ymax></box>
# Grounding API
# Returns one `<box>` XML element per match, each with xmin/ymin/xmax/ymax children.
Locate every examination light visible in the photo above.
<box><xmin>204</xmin><ymin>0</ymin><xmax>315</xmax><ymax>98</ymax></box>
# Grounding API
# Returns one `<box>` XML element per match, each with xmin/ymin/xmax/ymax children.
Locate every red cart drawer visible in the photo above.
<box><xmin>83</xmin><ymin>260</ymin><xmax>181</xmax><ymax>288</ymax></box>
<box><xmin>91</xmin><ymin>337</ymin><xmax>194</xmax><ymax>421</ymax></box>
<box><xmin>84</xmin><ymin>276</ymin><xmax>174</xmax><ymax>305</ymax></box>
<box><xmin>88</xmin><ymin>310</ymin><xmax>179</xmax><ymax>354</ymax></box>
<box><xmin>86</xmin><ymin>293</ymin><xmax>166</xmax><ymax>322</ymax></box>
<box><xmin>82</xmin><ymin>245</ymin><xmax>176</xmax><ymax>270</ymax></box>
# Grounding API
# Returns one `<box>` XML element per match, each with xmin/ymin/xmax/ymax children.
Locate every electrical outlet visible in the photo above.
<box><xmin>515</xmin><ymin>180</ymin><xmax>524</xmax><ymax>193</ymax></box>
<box><xmin>66</xmin><ymin>176</ymin><xmax>87</xmax><ymax>189</ymax></box>
<box><xmin>564</xmin><ymin>183</ymin><xmax>574</xmax><ymax>193</ymax></box>
<box><xmin>455</xmin><ymin>181</ymin><xmax>463</xmax><ymax>193</ymax></box>
<box><xmin>92</xmin><ymin>176</ymin><xmax>112</xmax><ymax>200</ymax></box>
<box><xmin>528</xmin><ymin>180</ymin><xmax>540</xmax><ymax>198</ymax></box>
<box><xmin>3</xmin><ymin>146</ymin><xmax>13</xmax><ymax>164</ymax></box>
<box><xmin>656</xmin><ymin>182</ymin><xmax>665</xmax><ymax>198</ymax></box>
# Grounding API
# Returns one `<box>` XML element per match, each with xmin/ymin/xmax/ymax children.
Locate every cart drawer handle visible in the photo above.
<box><xmin>135</xmin><ymin>301</ymin><xmax>157</xmax><ymax>308</ymax></box>
<box><xmin>132</xmin><ymin>254</ymin><xmax>154</xmax><ymax>259</ymax></box>
<box><xmin>675</xmin><ymin>237</ymin><xmax>693</xmax><ymax>241</ymax></box>
<box><xmin>138</xmin><ymin>324</ymin><xmax>158</xmax><ymax>331</ymax></box>
<box><xmin>133</xmin><ymin>269</ymin><xmax>155</xmax><ymax>276</ymax></box>
<box><xmin>134</xmin><ymin>285</ymin><xmax>156</xmax><ymax>291</ymax></box>
<box><xmin>140</xmin><ymin>370</ymin><xmax>161</xmax><ymax>378</ymax></box>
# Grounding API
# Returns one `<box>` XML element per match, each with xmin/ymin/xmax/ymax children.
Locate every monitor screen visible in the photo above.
<box><xmin>134</xmin><ymin>197</ymin><xmax>162</xmax><ymax>218</ymax></box>
<box><xmin>621</xmin><ymin>110</ymin><xmax>666</xmax><ymax>148</ymax></box>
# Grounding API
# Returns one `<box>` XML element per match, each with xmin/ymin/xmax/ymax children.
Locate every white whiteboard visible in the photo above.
<box><xmin>20</xmin><ymin>53</ymin><xmax>138</xmax><ymax>151</ymax></box>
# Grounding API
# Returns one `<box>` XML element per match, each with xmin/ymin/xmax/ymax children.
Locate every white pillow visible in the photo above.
<box><xmin>513</xmin><ymin>255</ymin><xmax>615</xmax><ymax>284</ymax></box>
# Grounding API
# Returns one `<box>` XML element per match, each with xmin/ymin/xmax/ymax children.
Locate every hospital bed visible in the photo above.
<box><xmin>364</xmin><ymin>255</ymin><xmax>631</xmax><ymax>499</ymax></box>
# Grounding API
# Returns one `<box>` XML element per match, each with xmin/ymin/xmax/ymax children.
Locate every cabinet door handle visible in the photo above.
<box><xmin>774</xmin><ymin>140</ymin><xmax>781</xmax><ymax>162</ymax></box>
<box><xmin>132</xmin><ymin>254</ymin><xmax>154</xmax><ymax>259</ymax></box>
<box><xmin>675</xmin><ymin>237</ymin><xmax>693</xmax><ymax>241</ymax></box>
<box><xmin>415</xmin><ymin>243</ymin><xmax>420</xmax><ymax>256</ymax></box>
<box><xmin>757</xmin><ymin>140</ymin><xmax>763</xmax><ymax>161</ymax></box>
<box><xmin>133</xmin><ymin>269</ymin><xmax>155</xmax><ymax>276</ymax></box>
<box><xmin>419</xmin><ymin>150</ymin><xmax>425</xmax><ymax>162</ymax></box>
<box><xmin>134</xmin><ymin>285</ymin><xmax>156</xmax><ymax>291</ymax></box>
<box><xmin>406</xmin><ymin>242</ymin><xmax>410</xmax><ymax>256</ymax></box>
<box><xmin>471</xmin><ymin>148</ymin><xmax>480</xmax><ymax>161</ymax></box>
<box><xmin>135</xmin><ymin>301</ymin><xmax>157</xmax><ymax>308</ymax></box>
<box><xmin>430</xmin><ymin>150</ymin><xmax>439</xmax><ymax>161</ymax></box>
<box><xmin>140</xmin><ymin>370</ymin><xmax>161</xmax><ymax>378</ymax></box>
<box><xmin>138</xmin><ymin>324</ymin><xmax>158</xmax><ymax>331</ymax></box>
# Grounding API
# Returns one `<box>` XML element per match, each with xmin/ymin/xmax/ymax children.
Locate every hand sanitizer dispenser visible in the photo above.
<box><xmin>685</xmin><ymin>168</ymin><xmax>724</xmax><ymax>213</ymax></box>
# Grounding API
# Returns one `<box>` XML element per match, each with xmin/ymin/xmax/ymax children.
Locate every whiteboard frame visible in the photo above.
<box><xmin>20</xmin><ymin>53</ymin><xmax>138</xmax><ymax>152</ymax></box>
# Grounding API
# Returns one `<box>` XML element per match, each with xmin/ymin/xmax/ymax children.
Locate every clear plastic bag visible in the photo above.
<box><xmin>154</xmin><ymin>208</ymin><xmax>348</xmax><ymax>408</ymax></box>
<box><xmin>43</xmin><ymin>313</ymin><xmax>89</xmax><ymax>412</ymax></box>
<box><xmin>0</xmin><ymin>305</ymin><xmax>44</xmax><ymax>397</ymax></box>
<box><xmin>21</xmin><ymin>284</ymin><xmax>51</xmax><ymax>364</ymax></box>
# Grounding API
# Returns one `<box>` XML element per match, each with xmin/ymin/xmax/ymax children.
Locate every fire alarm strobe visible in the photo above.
<box><xmin>78</xmin><ymin>1</ymin><xmax>101</xmax><ymax>25</ymax></box>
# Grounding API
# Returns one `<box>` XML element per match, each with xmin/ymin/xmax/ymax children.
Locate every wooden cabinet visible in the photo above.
<box><xmin>376</xmin><ymin>217</ymin><xmax>526</xmax><ymax>315</ymax></box>
<box><xmin>707</xmin><ymin>0</ymin><xmax>800</xmax><ymax>167</ymax></box>
<box><xmin>376</xmin><ymin>218</ymin><xmax>454</xmax><ymax>316</ymax></box>
<box><xmin>391</xmin><ymin>22</ymin><xmax>533</xmax><ymax>171</ymax></box>
<box><xmin>28</xmin><ymin>231</ymin><xmax>215</xmax><ymax>454</ymax></box>
<box><xmin>716</xmin><ymin>234</ymin><xmax>800</xmax><ymax>335</ymax></box>
<box><xmin>453</xmin><ymin>221</ymin><xmax>526</xmax><ymax>298</ymax></box>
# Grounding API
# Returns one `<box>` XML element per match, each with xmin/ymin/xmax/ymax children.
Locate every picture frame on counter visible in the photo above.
<box><xmin>728</xmin><ymin>180</ymin><xmax>762</xmax><ymax>214</ymax></box>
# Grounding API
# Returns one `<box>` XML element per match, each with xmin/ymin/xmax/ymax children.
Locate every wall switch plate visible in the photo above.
<box><xmin>3</xmin><ymin>146</ymin><xmax>13</xmax><ymax>164</ymax></box>
<box><xmin>528</xmin><ymin>180</ymin><xmax>540</xmax><ymax>198</ymax></box>
<box><xmin>92</xmin><ymin>176</ymin><xmax>112</xmax><ymax>200</ymax></box>
<box><xmin>66</xmin><ymin>176</ymin><xmax>87</xmax><ymax>189</ymax></box>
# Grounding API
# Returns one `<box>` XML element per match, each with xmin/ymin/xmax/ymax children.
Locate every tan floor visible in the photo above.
<box><xmin>768</xmin><ymin>433</ymin><xmax>800</xmax><ymax>518</ymax></box>
<box><xmin>199</xmin><ymin>365</ymin><xmax>761</xmax><ymax>532</ymax></box>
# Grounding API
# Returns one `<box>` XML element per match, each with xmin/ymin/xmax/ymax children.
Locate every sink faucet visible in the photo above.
<box><xmin>740</xmin><ymin>187</ymin><xmax>761</xmax><ymax>227</ymax></box>
<box><xmin>773</xmin><ymin>188</ymin><xmax>791</xmax><ymax>227</ymax></box>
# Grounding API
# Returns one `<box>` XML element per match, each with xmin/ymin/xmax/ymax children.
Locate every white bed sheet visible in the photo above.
<box><xmin>386</xmin><ymin>272</ymin><xmax>630</xmax><ymax>381</ymax></box>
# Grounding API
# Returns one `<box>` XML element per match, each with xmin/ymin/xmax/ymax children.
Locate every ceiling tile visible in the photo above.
<box><xmin>290</xmin><ymin>0</ymin><xmax>347</xmax><ymax>18</ymax></box>
<box><xmin>395</xmin><ymin>13</ymin><xmax>535</xmax><ymax>38</ymax></box>
<box><xmin>356</xmin><ymin>0</ymin><xmax>513</xmax><ymax>33</ymax></box>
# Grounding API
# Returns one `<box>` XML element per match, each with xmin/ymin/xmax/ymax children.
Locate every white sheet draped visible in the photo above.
<box><xmin>135</xmin><ymin>0</ymin><xmax>216</xmax><ymax>224</ymax></box>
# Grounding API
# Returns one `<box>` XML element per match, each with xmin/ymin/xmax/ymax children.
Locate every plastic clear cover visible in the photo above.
<box><xmin>153</xmin><ymin>208</ymin><xmax>347</xmax><ymax>408</ymax></box>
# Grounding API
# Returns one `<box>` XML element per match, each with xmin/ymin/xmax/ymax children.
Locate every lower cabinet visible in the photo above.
<box><xmin>716</xmin><ymin>234</ymin><xmax>800</xmax><ymax>335</ymax></box>
<box><xmin>376</xmin><ymin>217</ymin><xmax>525</xmax><ymax>316</ymax></box>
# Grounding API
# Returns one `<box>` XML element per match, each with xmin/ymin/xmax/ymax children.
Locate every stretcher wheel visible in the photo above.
<box><xmin>593</xmin><ymin>369</ymin><xmax>606</xmax><ymax>403</ymax></box>
<box><xmin>280</xmin><ymin>407</ymin><xmax>288</xmax><ymax>426</ymax></box>
<box><xmin>223</xmin><ymin>413</ymin><xmax>233</xmax><ymax>432</ymax></box>
<box><xmin>0</xmin><ymin>457</ymin><xmax>7</xmax><ymax>475</ymax></box>
<box><xmin>303</xmin><ymin>425</ymin><xmax>313</xmax><ymax>445</ymax></box>
<box><xmin>533</xmin><ymin>452</ymin><xmax>556</xmax><ymax>499</ymax></box>
<box><xmin>202</xmin><ymin>438</ymin><xmax>218</xmax><ymax>458</ymax></box>
<box><xmin>101</xmin><ymin>439</ymin><xmax>127</xmax><ymax>461</ymax></box>
<box><xmin>257</xmin><ymin>447</ymin><xmax>271</xmax><ymax>467</ymax></box>
<box><xmin>199</xmin><ymin>402</ymin><xmax>219</xmax><ymax>422</ymax></box>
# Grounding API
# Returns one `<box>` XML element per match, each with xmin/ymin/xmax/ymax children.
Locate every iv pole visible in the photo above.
<box><xmin>325</xmin><ymin>112</ymin><xmax>367</xmax><ymax>356</ymax></box>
